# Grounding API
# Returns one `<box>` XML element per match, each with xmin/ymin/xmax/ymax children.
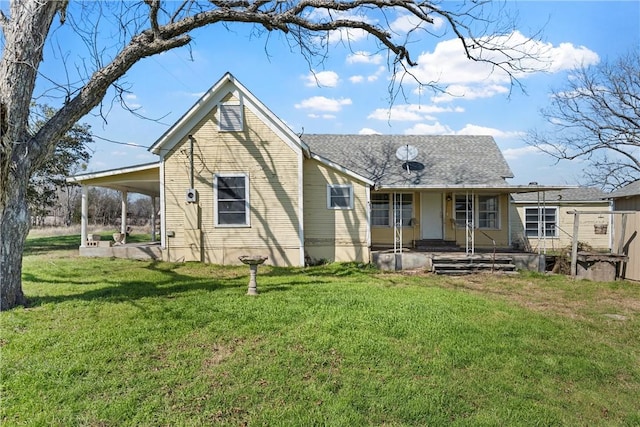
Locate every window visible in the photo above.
<box><xmin>371</xmin><ymin>193</ymin><xmax>390</xmax><ymax>226</ymax></box>
<box><xmin>455</xmin><ymin>195</ymin><xmax>473</xmax><ymax>227</ymax></box>
<box><xmin>394</xmin><ymin>193</ymin><xmax>413</xmax><ymax>227</ymax></box>
<box><xmin>219</xmin><ymin>103</ymin><xmax>243</xmax><ymax>131</ymax></box>
<box><xmin>327</xmin><ymin>185</ymin><xmax>353</xmax><ymax>209</ymax></box>
<box><xmin>478</xmin><ymin>195</ymin><xmax>499</xmax><ymax>229</ymax></box>
<box><xmin>524</xmin><ymin>207</ymin><xmax>557</xmax><ymax>237</ymax></box>
<box><xmin>214</xmin><ymin>174</ymin><xmax>249</xmax><ymax>226</ymax></box>
<box><xmin>370</xmin><ymin>193</ymin><xmax>413</xmax><ymax>227</ymax></box>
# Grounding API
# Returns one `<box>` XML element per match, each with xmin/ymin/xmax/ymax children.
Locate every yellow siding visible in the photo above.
<box><xmin>303</xmin><ymin>159</ymin><xmax>369</xmax><ymax>263</ymax></box>
<box><xmin>163</xmin><ymin>99</ymin><xmax>302</xmax><ymax>266</ymax></box>
<box><xmin>370</xmin><ymin>192</ymin><xmax>420</xmax><ymax>248</ymax></box>
<box><xmin>613</xmin><ymin>200</ymin><xmax>639</xmax><ymax>281</ymax></box>
<box><xmin>511</xmin><ymin>202</ymin><xmax>612</xmax><ymax>252</ymax></box>
<box><xmin>442</xmin><ymin>193</ymin><xmax>510</xmax><ymax>248</ymax></box>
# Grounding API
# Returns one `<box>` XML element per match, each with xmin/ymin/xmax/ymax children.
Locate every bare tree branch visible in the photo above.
<box><xmin>526</xmin><ymin>49</ymin><xmax>640</xmax><ymax>191</ymax></box>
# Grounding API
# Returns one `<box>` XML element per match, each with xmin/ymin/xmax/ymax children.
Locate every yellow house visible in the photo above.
<box><xmin>70</xmin><ymin>73</ymin><xmax>566</xmax><ymax>267</ymax></box>
<box><xmin>510</xmin><ymin>188</ymin><xmax>612</xmax><ymax>253</ymax></box>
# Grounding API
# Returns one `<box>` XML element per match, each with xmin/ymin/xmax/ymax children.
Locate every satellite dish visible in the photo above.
<box><xmin>395</xmin><ymin>144</ymin><xmax>418</xmax><ymax>161</ymax></box>
<box><xmin>396</xmin><ymin>144</ymin><xmax>419</xmax><ymax>173</ymax></box>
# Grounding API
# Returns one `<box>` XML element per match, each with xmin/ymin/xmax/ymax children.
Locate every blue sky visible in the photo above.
<box><xmin>24</xmin><ymin>1</ymin><xmax>640</xmax><ymax>186</ymax></box>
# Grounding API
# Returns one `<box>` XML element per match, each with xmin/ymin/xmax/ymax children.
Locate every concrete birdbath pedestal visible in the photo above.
<box><xmin>238</xmin><ymin>255</ymin><xmax>268</xmax><ymax>296</ymax></box>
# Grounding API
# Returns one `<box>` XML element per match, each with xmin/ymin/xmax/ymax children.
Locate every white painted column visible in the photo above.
<box><xmin>80</xmin><ymin>185</ymin><xmax>88</xmax><ymax>248</ymax></box>
<box><xmin>121</xmin><ymin>191</ymin><xmax>128</xmax><ymax>242</ymax></box>
<box><xmin>151</xmin><ymin>196</ymin><xmax>157</xmax><ymax>242</ymax></box>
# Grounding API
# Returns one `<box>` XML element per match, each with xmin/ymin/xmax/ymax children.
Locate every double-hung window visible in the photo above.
<box><xmin>214</xmin><ymin>174</ymin><xmax>249</xmax><ymax>226</ymax></box>
<box><xmin>371</xmin><ymin>193</ymin><xmax>390</xmax><ymax>226</ymax></box>
<box><xmin>371</xmin><ymin>193</ymin><xmax>413</xmax><ymax>227</ymax></box>
<box><xmin>394</xmin><ymin>193</ymin><xmax>413</xmax><ymax>227</ymax></box>
<box><xmin>455</xmin><ymin>195</ymin><xmax>473</xmax><ymax>227</ymax></box>
<box><xmin>327</xmin><ymin>185</ymin><xmax>353</xmax><ymax>209</ymax></box>
<box><xmin>455</xmin><ymin>194</ymin><xmax>500</xmax><ymax>229</ymax></box>
<box><xmin>478</xmin><ymin>195</ymin><xmax>499</xmax><ymax>229</ymax></box>
<box><xmin>524</xmin><ymin>207</ymin><xmax>557</xmax><ymax>237</ymax></box>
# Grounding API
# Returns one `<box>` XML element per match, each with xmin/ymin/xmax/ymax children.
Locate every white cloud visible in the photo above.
<box><xmin>304</xmin><ymin>70</ymin><xmax>340</xmax><ymax>87</ymax></box>
<box><xmin>125</xmin><ymin>94</ymin><xmax>137</xmax><ymax>100</ymax></box>
<box><xmin>358</xmin><ymin>128</ymin><xmax>381</xmax><ymax>135</ymax></box>
<box><xmin>346</xmin><ymin>51</ymin><xmax>384</xmax><ymax>65</ymax></box>
<box><xmin>349</xmin><ymin>75</ymin><xmax>364</xmax><ymax>84</ymax></box>
<box><xmin>431</xmin><ymin>84</ymin><xmax>510</xmax><ymax>103</ymax></box>
<box><xmin>502</xmin><ymin>145</ymin><xmax>545</xmax><ymax>160</ymax></box>
<box><xmin>456</xmin><ymin>124</ymin><xmax>524</xmax><ymax>139</ymax></box>
<box><xmin>295</xmin><ymin>96</ymin><xmax>352</xmax><ymax>112</ymax></box>
<box><xmin>403</xmin><ymin>122</ymin><xmax>452</xmax><ymax>135</ymax></box>
<box><xmin>404</xmin><ymin>31</ymin><xmax>600</xmax><ymax>98</ymax></box>
<box><xmin>308</xmin><ymin>113</ymin><xmax>337</xmax><ymax>119</ymax></box>
<box><xmin>402</xmin><ymin>122</ymin><xmax>524</xmax><ymax>138</ymax></box>
<box><xmin>367</xmin><ymin>66</ymin><xmax>386</xmax><ymax>82</ymax></box>
<box><xmin>368</xmin><ymin>104</ymin><xmax>464</xmax><ymax>121</ymax></box>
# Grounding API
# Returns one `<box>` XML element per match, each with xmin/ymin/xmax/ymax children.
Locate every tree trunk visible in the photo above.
<box><xmin>0</xmin><ymin>165</ymin><xmax>30</xmax><ymax>310</ymax></box>
<box><xmin>0</xmin><ymin>1</ymin><xmax>66</xmax><ymax>310</ymax></box>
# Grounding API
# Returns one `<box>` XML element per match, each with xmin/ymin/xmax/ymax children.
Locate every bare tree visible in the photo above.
<box><xmin>1</xmin><ymin>0</ymin><xmax>540</xmax><ymax>310</ymax></box>
<box><xmin>526</xmin><ymin>49</ymin><xmax>640</xmax><ymax>191</ymax></box>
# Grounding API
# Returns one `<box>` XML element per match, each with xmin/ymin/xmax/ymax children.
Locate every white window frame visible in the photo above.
<box><xmin>371</xmin><ymin>193</ymin><xmax>391</xmax><ymax>227</ymax></box>
<box><xmin>327</xmin><ymin>184</ymin><xmax>353</xmax><ymax>209</ymax></box>
<box><xmin>454</xmin><ymin>194</ymin><xmax>501</xmax><ymax>230</ymax></box>
<box><xmin>478</xmin><ymin>195</ymin><xmax>500</xmax><ymax>230</ymax></box>
<box><xmin>218</xmin><ymin>103</ymin><xmax>244</xmax><ymax>132</ymax></box>
<box><xmin>394</xmin><ymin>193</ymin><xmax>414</xmax><ymax>227</ymax></box>
<box><xmin>524</xmin><ymin>206</ymin><xmax>558</xmax><ymax>238</ymax></box>
<box><xmin>213</xmin><ymin>173</ymin><xmax>250</xmax><ymax>227</ymax></box>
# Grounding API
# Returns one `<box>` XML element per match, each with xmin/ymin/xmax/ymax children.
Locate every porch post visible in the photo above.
<box><xmin>151</xmin><ymin>196</ymin><xmax>157</xmax><ymax>242</ymax></box>
<box><xmin>80</xmin><ymin>185</ymin><xmax>88</xmax><ymax>248</ymax></box>
<box><xmin>121</xmin><ymin>191</ymin><xmax>128</xmax><ymax>242</ymax></box>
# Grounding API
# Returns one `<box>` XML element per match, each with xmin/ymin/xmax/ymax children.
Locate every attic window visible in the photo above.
<box><xmin>219</xmin><ymin>103</ymin><xmax>243</xmax><ymax>131</ymax></box>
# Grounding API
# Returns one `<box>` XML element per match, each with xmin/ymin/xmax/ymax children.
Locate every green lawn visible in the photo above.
<box><xmin>2</xmin><ymin>235</ymin><xmax>639</xmax><ymax>426</ymax></box>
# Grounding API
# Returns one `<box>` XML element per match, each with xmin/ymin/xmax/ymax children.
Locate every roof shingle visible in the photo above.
<box><xmin>302</xmin><ymin>134</ymin><xmax>513</xmax><ymax>188</ymax></box>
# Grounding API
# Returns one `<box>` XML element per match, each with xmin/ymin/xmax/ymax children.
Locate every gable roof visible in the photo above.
<box><xmin>511</xmin><ymin>187</ymin><xmax>607</xmax><ymax>203</ymax></box>
<box><xmin>302</xmin><ymin>134</ymin><xmax>513</xmax><ymax>189</ymax></box>
<box><xmin>148</xmin><ymin>72</ymin><xmax>309</xmax><ymax>157</ymax></box>
<box><xmin>608</xmin><ymin>180</ymin><xmax>640</xmax><ymax>198</ymax></box>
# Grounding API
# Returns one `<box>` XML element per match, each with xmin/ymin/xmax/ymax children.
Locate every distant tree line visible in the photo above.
<box><xmin>31</xmin><ymin>186</ymin><xmax>155</xmax><ymax>229</ymax></box>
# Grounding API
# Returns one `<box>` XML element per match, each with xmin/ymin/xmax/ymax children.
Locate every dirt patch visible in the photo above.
<box><xmin>404</xmin><ymin>272</ymin><xmax>640</xmax><ymax>321</ymax></box>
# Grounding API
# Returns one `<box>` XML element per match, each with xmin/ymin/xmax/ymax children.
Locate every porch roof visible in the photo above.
<box><xmin>67</xmin><ymin>162</ymin><xmax>160</xmax><ymax>197</ymax></box>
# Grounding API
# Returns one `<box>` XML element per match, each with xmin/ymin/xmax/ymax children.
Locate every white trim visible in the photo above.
<box><xmin>67</xmin><ymin>162</ymin><xmax>160</xmax><ymax>183</ymax></box>
<box><xmin>524</xmin><ymin>205</ymin><xmax>559</xmax><ymax>238</ymax></box>
<box><xmin>477</xmin><ymin>194</ymin><xmax>501</xmax><ymax>230</ymax></box>
<box><xmin>327</xmin><ymin>184</ymin><xmax>353</xmax><ymax>209</ymax></box>
<box><xmin>298</xmin><ymin>151</ymin><xmax>305</xmax><ymax>266</ymax></box>
<box><xmin>160</xmin><ymin>160</ymin><xmax>167</xmax><ymax>248</ymax></box>
<box><xmin>379</xmin><ymin>184</ymin><xmax>574</xmax><ymax>192</ymax></box>
<box><xmin>214</xmin><ymin>173</ymin><xmax>251</xmax><ymax>227</ymax></box>
<box><xmin>149</xmin><ymin>73</ymin><xmax>309</xmax><ymax>158</ymax></box>
<box><xmin>365</xmin><ymin>186</ymin><xmax>371</xmax><ymax>248</ymax></box>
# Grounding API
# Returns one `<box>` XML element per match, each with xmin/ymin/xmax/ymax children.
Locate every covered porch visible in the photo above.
<box><xmin>371</xmin><ymin>185</ymin><xmax>557</xmax><ymax>254</ymax></box>
<box><xmin>67</xmin><ymin>162</ymin><xmax>162</xmax><ymax>260</ymax></box>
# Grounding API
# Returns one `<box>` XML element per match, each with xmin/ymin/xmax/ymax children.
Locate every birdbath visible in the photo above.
<box><xmin>238</xmin><ymin>255</ymin><xmax>268</xmax><ymax>296</ymax></box>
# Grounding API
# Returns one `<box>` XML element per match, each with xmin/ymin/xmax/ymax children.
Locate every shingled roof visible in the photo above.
<box><xmin>511</xmin><ymin>187</ymin><xmax>607</xmax><ymax>202</ymax></box>
<box><xmin>608</xmin><ymin>180</ymin><xmax>640</xmax><ymax>198</ymax></box>
<box><xmin>302</xmin><ymin>135</ymin><xmax>513</xmax><ymax>188</ymax></box>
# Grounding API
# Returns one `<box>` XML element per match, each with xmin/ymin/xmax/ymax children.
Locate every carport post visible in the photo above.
<box><xmin>151</xmin><ymin>196</ymin><xmax>157</xmax><ymax>242</ymax></box>
<box><xmin>80</xmin><ymin>185</ymin><xmax>88</xmax><ymax>248</ymax></box>
<box><xmin>121</xmin><ymin>191</ymin><xmax>128</xmax><ymax>242</ymax></box>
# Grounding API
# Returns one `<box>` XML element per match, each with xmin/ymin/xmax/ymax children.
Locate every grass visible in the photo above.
<box><xmin>2</xmin><ymin>234</ymin><xmax>640</xmax><ymax>425</ymax></box>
